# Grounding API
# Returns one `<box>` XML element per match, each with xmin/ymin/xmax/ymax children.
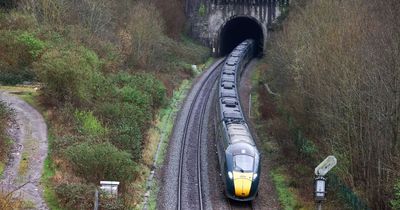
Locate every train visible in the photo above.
<box><xmin>215</xmin><ymin>39</ymin><xmax>260</xmax><ymax>201</ymax></box>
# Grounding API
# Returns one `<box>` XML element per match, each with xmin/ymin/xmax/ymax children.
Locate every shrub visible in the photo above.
<box><xmin>111</xmin><ymin>119</ymin><xmax>143</xmax><ymax>160</ymax></box>
<box><xmin>96</xmin><ymin>73</ymin><xmax>166</xmax><ymax>159</ymax></box>
<box><xmin>0</xmin><ymin>31</ymin><xmax>40</xmax><ymax>84</ymax></box>
<box><xmin>16</xmin><ymin>32</ymin><xmax>47</xmax><ymax>59</ymax></box>
<box><xmin>0</xmin><ymin>101</ymin><xmax>11</xmax><ymax>162</ymax></box>
<box><xmin>74</xmin><ymin>110</ymin><xmax>106</xmax><ymax>137</ymax></box>
<box><xmin>34</xmin><ymin>46</ymin><xmax>104</xmax><ymax>106</ymax></box>
<box><xmin>111</xmin><ymin>72</ymin><xmax>166</xmax><ymax>109</ymax></box>
<box><xmin>55</xmin><ymin>183</ymin><xmax>95</xmax><ymax>210</ymax></box>
<box><xmin>391</xmin><ymin>181</ymin><xmax>400</xmax><ymax>210</ymax></box>
<box><xmin>65</xmin><ymin>142</ymin><xmax>138</xmax><ymax>183</ymax></box>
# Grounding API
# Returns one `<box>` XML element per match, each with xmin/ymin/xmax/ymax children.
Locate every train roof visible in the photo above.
<box><xmin>230</xmin><ymin>50</ymin><xmax>243</xmax><ymax>57</ymax></box>
<box><xmin>227</xmin><ymin>123</ymin><xmax>255</xmax><ymax>146</ymax></box>
<box><xmin>221</xmin><ymin>81</ymin><xmax>235</xmax><ymax>89</ymax></box>
<box><xmin>228</xmin><ymin>142</ymin><xmax>256</xmax><ymax>157</ymax></box>
<box><xmin>221</xmin><ymin>74</ymin><xmax>235</xmax><ymax>83</ymax></box>
<box><xmin>222</xmin><ymin>64</ymin><xmax>237</xmax><ymax>72</ymax></box>
<box><xmin>226</xmin><ymin>57</ymin><xmax>240</xmax><ymax>66</ymax></box>
<box><xmin>219</xmin><ymin>97</ymin><xmax>244</xmax><ymax>121</ymax></box>
<box><xmin>222</xmin><ymin>69</ymin><xmax>235</xmax><ymax>75</ymax></box>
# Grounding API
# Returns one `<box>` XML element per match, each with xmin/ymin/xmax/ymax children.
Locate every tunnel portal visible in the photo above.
<box><xmin>219</xmin><ymin>17</ymin><xmax>264</xmax><ymax>56</ymax></box>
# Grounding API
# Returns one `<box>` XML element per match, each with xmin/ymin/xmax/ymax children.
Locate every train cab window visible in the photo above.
<box><xmin>233</xmin><ymin>155</ymin><xmax>254</xmax><ymax>172</ymax></box>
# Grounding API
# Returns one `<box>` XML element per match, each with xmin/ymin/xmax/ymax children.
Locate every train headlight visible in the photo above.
<box><xmin>228</xmin><ymin>171</ymin><xmax>233</xmax><ymax>180</ymax></box>
<box><xmin>253</xmin><ymin>173</ymin><xmax>258</xmax><ymax>180</ymax></box>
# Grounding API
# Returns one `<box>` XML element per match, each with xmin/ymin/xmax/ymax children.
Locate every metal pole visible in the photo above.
<box><xmin>317</xmin><ymin>202</ymin><xmax>322</xmax><ymax>210</ymax></box>
<box><xmin>249</xmin><ymin>93</ymin><xmax>251</xmax><ymax>118</ymax></box>
<box><xmin>94</xmin><ymin>189</ymin><xmax>99</xmax><ymax>210</ymax></box>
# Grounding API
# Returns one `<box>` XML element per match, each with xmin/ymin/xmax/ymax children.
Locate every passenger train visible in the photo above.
<box><xmin>215</xmin><ymin>39</ymin><xmax>260</xmax><ymax>201</ymax></box>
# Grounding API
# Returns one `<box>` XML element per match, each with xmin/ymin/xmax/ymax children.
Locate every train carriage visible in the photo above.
<box><xmin>215</xmin><ymin>39</ymin><xmax>260</xmax><ymax>201</ymax></box>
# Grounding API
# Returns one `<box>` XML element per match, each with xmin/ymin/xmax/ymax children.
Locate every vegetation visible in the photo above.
<box><xmin>0</xmin><ymin>0</ymin><xmax>209</xmax><ymax>208</ymax></box>
<box><xmin>259</xmin><ymin>0</ymin><xmax>400</xmax><ymax>209</ymax></box>
<box><xmin>0</xmin><ymin>101</ymin><xmax>11</xmax><ymax>175</ymax></box>
<box><xmin>270</xmin><ymin>169</ymin><xmax>299</xmax><ymax>210</ymax></box>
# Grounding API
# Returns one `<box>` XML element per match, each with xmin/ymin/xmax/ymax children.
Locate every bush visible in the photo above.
<box><xmin>65</xmin><ymin>142</ymin><xmax>138</xmax><ymax>183</ymax></box>
<box><xmin>110</xmin><ymin>72</ymin><xmax>166</xmax><ymax>109</ymax></box>
<box><xmin>16</xmin><ymin>32</ymin><xmax>47</xmax><ymax>59</ymax></box>
<box><xmin>391</xmin><ymin>181</ymin><xmax>400</xmax><ymax>210</ymax></box>
<box><xmin>95</xmin><ymin>73</ymin><xmax>166</xmax><ymax>159</ymax></box>
<box><xmin>34</xmin><ymin>46</ymin><xmax>104</xmax><ymax>106</ymax></box>
<box><xmin>74</xmin><ymin>110</ymin><xmax>106</xmax><ymax>137</ymax></box>
<box><xmin>55</xmin><ymin>183</ymin><xmax>95</xmax><ymax>210</ymax></box>
<box><xmin>0</xmin><ymin>101</ymin><xmax>11</xmax><ymax>162</ymax></box>
<box><xmin>0</xmin><ymin>31</ymin><xmax>42</xmax><ymax>84</ymax></box>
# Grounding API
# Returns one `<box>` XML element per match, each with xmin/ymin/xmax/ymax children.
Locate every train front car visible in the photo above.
<box><xmin>216</xmin><ymin>39</ymin><xmax>260</xmax><ymax>201</ymax></box>
<box><xmin>224</xmin><ymin>124</ymin><xmax>260</xmax><ymax>201</ymax></box>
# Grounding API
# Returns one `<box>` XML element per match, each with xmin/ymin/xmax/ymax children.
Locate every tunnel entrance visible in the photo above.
<box><xmin>218</xmin><ymin>17</ymin><xmax>264</xmax><ymax>56</ymax></box>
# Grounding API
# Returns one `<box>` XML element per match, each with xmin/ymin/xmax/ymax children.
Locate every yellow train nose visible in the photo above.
<box><xmin>233</xmin><ymin>172</ymin><xmax>253</xmax><ymax>197</ymax></box>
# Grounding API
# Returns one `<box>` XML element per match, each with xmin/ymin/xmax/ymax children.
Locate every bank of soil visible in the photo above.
<box><xmin>0</xmin><ymin>91</ymin><xmax>48</xmax><ymax>210</ymax></box>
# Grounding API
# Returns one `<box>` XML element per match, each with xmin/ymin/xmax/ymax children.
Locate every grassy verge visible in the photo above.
<box><xmin>145</xmin><ymin>79</ymin><xmax>191</xmax><ymax>209</ymax></box>
<box><xmin>143</xmin><ymin>57</ymin><xmax>214</xmax><ymax>209</ymax></box>
<box><xmin>250</xmin><ymin>64</ymin><xmax>304</xmax><ymax>209</ymax></box>
<box><xmin>270</xmin><ymin>168</ymin><xmax>299</xmax><ymax>210</ymax></box>
<box><xmin>41</xmin><ymin>134</ymin><xmax>63</xmax><ymax>210</ymax></box>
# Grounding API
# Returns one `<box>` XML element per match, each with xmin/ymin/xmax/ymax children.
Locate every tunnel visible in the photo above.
<box><xmin>218</xmin><ymin>16</ymin><xmax>264</xmax><ymax>56</ymax></box>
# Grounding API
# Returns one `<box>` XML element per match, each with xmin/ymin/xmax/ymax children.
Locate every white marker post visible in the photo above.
<box><xmin>314</xmin><ymin>156</ymin><xmax>337</xmax><ymax>210</ymax></box>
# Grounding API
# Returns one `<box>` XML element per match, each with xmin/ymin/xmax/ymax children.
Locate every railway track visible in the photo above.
<box><xmin>177</xmin><ymin>60</ymin><xmax>224</xmax><ymax>210</ymax></box>
<box><xmin>228</xmin><ymin>200</ymin><xmax>255</xmax><ymax>210</ymax></box>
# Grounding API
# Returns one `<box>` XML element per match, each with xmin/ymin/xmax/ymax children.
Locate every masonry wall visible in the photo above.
<box><xmin>186</xmin><ymin>0</ymin><xmax>283</xmax><ymax>54</ymax></box>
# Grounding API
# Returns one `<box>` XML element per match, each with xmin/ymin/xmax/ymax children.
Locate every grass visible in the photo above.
<box><xmin>144</xmin><ymin>79</ymin><xmax>191</xmax><ymax>209</ymax></box>
<box><xmin>270</xmin><ymin>169</ymin><xmax>301</xmax><ymax>210</ymax></box>
<box><xmin>250</xmin><ymin>64</ymin><xmax>303</xmax><ymax>210</ymax></box>
<box><xmin>22</xmin><ymin>200</ymin><xmax>35</xmax><ymax>209</ymax></box>
<box><xmin>0</xmin><ymin>162</ymin><xmax>4</xmax><ymax>176</ymax></box>
<box><xmin>140</xmin><ymin>57</ymin><xmax>214</xmax><ymax>209</ymax></box>
<box><xmin>18</xmin><ymin>152</ymin><xmax>29</xmax><ymax>176</ymax></box>
<box><xmin>41</xmin><ymin>156</ymin><xmax>63</xmax><ymax>210</ymax></box>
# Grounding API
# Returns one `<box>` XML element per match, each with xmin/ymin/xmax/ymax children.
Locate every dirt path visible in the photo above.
<box><xmin>0</xmin><ymin>91</ymin><xmax>48</xmax><ymax>210</ymax></box>
<box><xmin>239</xmin><ymin>59</ymin><xmax>281</xmax><ymax>210</ymax></box>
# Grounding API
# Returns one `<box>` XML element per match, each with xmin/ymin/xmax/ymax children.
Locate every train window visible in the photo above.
<box><xmin>233</xmin><ymin>155</ymin><xmax>254</xmax><ymax>172</ymax></box>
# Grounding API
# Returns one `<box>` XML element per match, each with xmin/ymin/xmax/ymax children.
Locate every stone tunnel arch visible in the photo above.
<box><xmin>217</xmin><ymin>16</ymin><xmax>265</xmax><ymax>56</ymax></box>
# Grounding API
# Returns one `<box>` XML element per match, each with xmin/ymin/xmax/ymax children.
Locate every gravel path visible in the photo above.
<box><xmin>0</xmin><ymin>91</ymin><xmax>49</xmax><ymax>210</ymax></box>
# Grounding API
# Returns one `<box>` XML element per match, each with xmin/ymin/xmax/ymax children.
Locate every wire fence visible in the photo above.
<box><xmin>327</xmin><ymin>174</ymin><xmax>371</xmax><ymax>210</ymax></box>
<box><xmin>284</xmin><ymin>113</ymin><xmax>371</xmax><ymax>209</ymax></box>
